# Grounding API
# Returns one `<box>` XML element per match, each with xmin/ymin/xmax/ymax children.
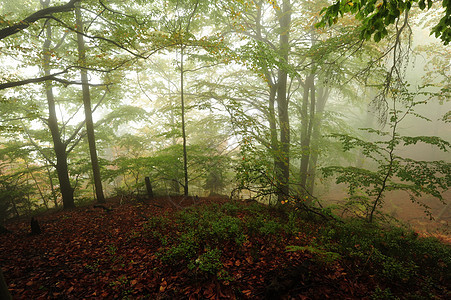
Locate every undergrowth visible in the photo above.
<box><xmin>142</xmin><ymin>200</ymin><xmax>450</xmax><ymax>298</ymax></box>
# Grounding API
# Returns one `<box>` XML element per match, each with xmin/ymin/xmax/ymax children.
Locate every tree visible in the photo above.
<box><xmin>317</xmin><ymin>0</ymin><xmax>451</xmax><ymax>45</ymax></box>
<box><xmin>40</xmin><ymin>0</ymin><xmax>75</xmax><ymax>209</ymax></box>
<box><xmin>75</xmin><ymin>2</ymin><xmax>105</xmax><ymax>203</ymax></box>
<box><xmin>0</xmin><ymin>268</ymin><xmax>12</xmax><ymax>300</ymax></box>
<box><xmin>0</xmin><ymin>0</ymin><xmax>81</xmax><ymax>90</ymax></box>
<box><xmin>0</xmin><ymin>0</ymin><xmax>80</xmax><ymax>41</ymax></box>
<box><xmin>322</xmin><ymin>88</ymin><xmax>451</xmax><ymax>222</ymax></box>
<box><xmin>219</xmin><ymin>0</ymin><xmax>383</xmax><ymax>205</ymax></box>
<box><xmin>144</xmin><ymin>0</ymin><xmax>226</xmax><ymax>196</ymax></box>
<box><xmin>1</xmin><ymin>0</ymin><xmax>154</xmax><ymax>208</ymax></box>
<box><xmin>223</xmin><ymin>0</ymin><xmax>293</xmax><ymax>202</ymax></box>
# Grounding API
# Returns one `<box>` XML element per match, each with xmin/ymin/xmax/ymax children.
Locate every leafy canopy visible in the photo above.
<box><xmin>316</xmin><ymin>0</ymin><xmax>451</xmax><ymax>44</ymax></box>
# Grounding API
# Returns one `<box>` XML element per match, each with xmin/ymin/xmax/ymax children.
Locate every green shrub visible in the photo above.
<box><xmin>286</xmin><ymin>245</ymin><xmax>341</xmax><ymax>265</ymax></box>
<box><xmin>247</xmin><ymin>214</ymin><xmax>284</xmax><ymax>237</ymax></box>
<box><xmin>159</xmin><ymin>231</ymin><xmax>199</xmax><ymax>264</ymax></box>
<box><xmin>188</xmin><ymin>248</ymin><xmax>223</xmax><ymax>275</ymax></box>
<box><xmin>371</xmin><ymin>286</ymin><xmax>399</xmax><ymax>300</ymax></box>
<box><xmin>178</xmin><ymin>206</ymin><xmax>246</xmax><ymax>245</ymax></box>
<box><xmin>320</xmin><ymin>218</ymin><xmax>451</xmax><ymax>284</ymax></box>
<box><xmin>221</xmin><ymin>201</ymin><xmax>240</xmax><ymax>215</ymax></box>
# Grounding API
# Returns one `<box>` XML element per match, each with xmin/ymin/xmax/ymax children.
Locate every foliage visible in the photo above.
<box><xmin>0</xmin><ymin>197</ymin><xmax>449</xmax><ymax>298</ymax></box>
<box><xmin>286</xmin><ymin>245</ymin><xmax>341</xmax><ymax>265</ymax></box>
<box><xmin>317</xmin><ymin>0</ymin><xmax>451</xmax><ymax>45</ymax></box>
<box><xmin>235</xmin><ymin>136</ymin><xmax>277</xmax><ymax>200</ymax></box>
<box><xmin>319</xmin><ymin>218</ymin><xmax>451</xmax><ymax>287</ymax></box>
<box><xmin>0</xmin><ymin>173</ymin><xmax>37</xmax><ymax>221</ymax></box>
<box><xmin>322</xmin><ymin>90</ymin><xmax>450</xmax><ymax>222</ymax></box>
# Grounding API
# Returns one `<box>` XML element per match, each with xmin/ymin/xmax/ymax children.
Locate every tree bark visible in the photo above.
<box><xmin>145</xmin><ymin>177</ymin><xmax>154</xmax><ymax>198</ymax></box>
<box><xmin>306</xmin><ymin>87</ymin><xmax>329</xmax><ymax>196</ymax></box>
<box><xmin>46</xmin><ymin>166</ymin><xmax>59</xmax><ymax>208</ymax></box>
<box><xmin>275</xmin><ymin>0</ymin><xmax>292</xmax><ymax>202</ymax></box>
<box><xmin>42</xmin><ymin>0</ymin><xmax>75</xmax><ymax>209</ymax></box>
<box><xmin>0</xmin><ymin>269</ymin><xmax>12</xmax><ymax>300</ymax></box>
<box><xmin>268</xmin><ymin>83</ymin><xmax>279</xmax><ymax>195</ymax></box>
<box><xmin>299</xmin><ymin>74</ymin><xmax>316</xmax><ymax>199</ymax></box>
<box><xmin>180</xmin><ymin>46</ymin><xmax>189</xmax><ymax>196</ymax></box>
<box><xmin>75</xmin><ymin>3</ymin><xmax>106</xmax><ymax>203</ymax></box>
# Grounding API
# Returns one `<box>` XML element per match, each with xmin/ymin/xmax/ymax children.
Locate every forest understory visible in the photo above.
<box><xmin>1</xmin><ymin>196</ymin><xmax>450</xmax><ymax>299</ymax></box>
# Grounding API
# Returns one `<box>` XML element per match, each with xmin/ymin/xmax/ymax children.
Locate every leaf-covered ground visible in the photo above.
<box><xmin>1</xmin><ymin>196</ymin><xmax>450</xmax><ymax>299</ymax></box>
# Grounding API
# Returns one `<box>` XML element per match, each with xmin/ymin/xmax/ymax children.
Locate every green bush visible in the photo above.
<box><xmin>221</xmin><ymin>201</ymin><xmax>240</xmax><ymax>215</ymax></box>
<box><xmin>247</xmin><ymin>214</ymin><xmax>284</xmax><ymax>237</ymax></box>
<box><xmin>188</xmin><ymin>248</ymin><xmax>223</xmax><ymax>275</ymax></box>
<box><xmin>320</xmin><ymin>218</ymin><xmax>451</xmax><ymax>284</ymax></box>
<box><xmin>156</xmin><ymin>205</ymin><xmax>246</xmax><ymax>268</ymax></box>
<box><xmin>159</xmin><ymin>231</ymin><xmax>199</xmax><ymax>264</ymax></box>
<box><xmin>178</xmin><ymin>206</ymin><xmax>246</xmax><ymax>245</ymax></box>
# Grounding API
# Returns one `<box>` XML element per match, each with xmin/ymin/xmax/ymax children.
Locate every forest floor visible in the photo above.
<box><xmin>1</xmin><ymin>196</ymin><xmax>450</xmax><ymax>299</ymax></box>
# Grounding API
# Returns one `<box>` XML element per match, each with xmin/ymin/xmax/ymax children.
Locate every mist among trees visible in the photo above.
<box><xmin>0</xmin><ymin>0</ymin><xmax>450</xmax><ymax>299</ymax></box>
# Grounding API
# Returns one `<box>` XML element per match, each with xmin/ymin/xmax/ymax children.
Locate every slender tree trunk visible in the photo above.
<box><xmin>26</xmin><ymin>160</ymin><xmax>48</xmax><ymax>209</ymax></box>
<box><xmin>0</xmin><ymin>269</ymin><xmax>11</xmax><ymax>300</ymax></box>
<box><xmin>75</xmin><ymin>3</ymin><xmax>105</xmax><ymax>203</ymax></box>
<box><xmin>180</xmin><ymin>46</ymin><xmax>189</xmax><ymax>196</ymax></box>
<box><xmin>275</xmin><ymin>0</ymin><xmax>292</xmax><ymax>202</ymax></box>
<box><xmin>357</xmin><ymin>93</ymin><xmax>376</xmax><ymax>168</ymax></box>
<box><xmin>257</xmin><ymin>1</ymin><xmax>279</xmax><ymax>198</ymax></box>
<box><xmin>306</xmin><ymin>87</ymin><xmax>329</xmax><ymax>196</ymax></box>
<box><xmin>46</xmin><ymin>166</ymin><xmax>58</xmax><ymax>208</ymax></box>
<box><xmin>299</xmin><ymin>74</ymin><xmax>315</xmax><ymax>196</ymax></box>
<box><xmin>42</xmin><ymin>0</ymin><xmax>75</xmax><ymax>209</ymax></box>
<box><xmin>268</xmin><ymin>83</ymin><xmax>279</xmax><ymax>193</ymax></box>
<box><xmin>169</xmin><ymin>79</ymin><xmax>181</xmax><ymax>194</ymax></box>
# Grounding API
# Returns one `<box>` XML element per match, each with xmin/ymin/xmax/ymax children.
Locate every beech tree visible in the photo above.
<box><xmin>74</xmin><ymin>2</ymin><xmax>105</xmax><ymax>203</ymax></box>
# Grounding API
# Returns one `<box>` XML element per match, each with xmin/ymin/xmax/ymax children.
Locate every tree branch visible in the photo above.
<box><xmin>0</xmin><ymin>70</ymin><xmax>111</xmax><ymax>90</ymax></box>
<box><xmin>0</xmin><ymin>0</ymin><xmax>81</xmax><ymax>40</ymax></box>
<box><xmin>0</xmin><ymin>71</ymin><xmax>67</xmax><ymax>90</ymax></box>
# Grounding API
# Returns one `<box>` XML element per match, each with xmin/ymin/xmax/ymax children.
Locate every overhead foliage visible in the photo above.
<box><xmin>317</xmin><ymin>0</ymin><xmax>451</xmax><ymax>44</ymax></box>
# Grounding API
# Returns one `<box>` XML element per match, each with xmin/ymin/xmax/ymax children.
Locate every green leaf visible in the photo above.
<box><xmin>374</xmin><ymin>31</ymin><xmax>382</xmax><ymax>42</ymax></box>
<box><xmin>418</xmin><ymin>0</ymin><xmax>426</xmax><ymax>10</ymax></box>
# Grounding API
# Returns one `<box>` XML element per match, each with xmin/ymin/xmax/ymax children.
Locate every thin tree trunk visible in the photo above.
<box><xmin>75</xmin><ymin>3</ymin><xmax>105</xmax><ymax>203</ymax></box>
<box><xmin>169</xmin><ymin>79</ymin><xmax>181</xmax><ymax>194</ymax></box>
<box><xmin>268</xmin><ymin>83</ymin><xmax>279</xmax><ymax>193</ymax></box>
<box><xmin>306</xmin><ymin>87</ymin><xmax>329</xmax><ymax>196</ymax></box>
<box><xmin>180</xmin><ymin>46</ymin><xmax>189</xmax><ymax>196</ymax></box>
<box><xmin>0</xmin><ymin>269</ymin><xmax>12</xmax><ymax>300</ymax></box>
<box><xmin>46</xmin><ymin>166</ymin><xmax>58</xmax><ymax>208</ymax></box>
<box><xmin>26</xmin><ymin>160</ymin><xmax>48</xmax><ymax>209</ymax></box>
<box><xmin>42</xmin><ymin>0</ymin><xmax>75</xmax><ymax>209</ymax></box>
<box><xmin>257</xmin><ymin>1</ymin><xmax>279</xmax><ymax>198</ymax></box>
<box><xmin>275</xmin><ymin>0</ymin><xmax>292</xmax><ymax>202</ymax></box>
<box><xmin>299</xmin><ymin>74</ymin><xmax>314</xmax><ymax>195</ymax></box>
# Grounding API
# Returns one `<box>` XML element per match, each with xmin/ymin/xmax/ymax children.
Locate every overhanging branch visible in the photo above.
<box><xmin>0</xmin><ymin>0</ymin><xmax>81</xmax><ymax>40</ymax></box>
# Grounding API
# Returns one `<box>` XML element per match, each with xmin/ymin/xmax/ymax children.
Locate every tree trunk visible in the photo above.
<box><xmin>180</xmin><ymin>46</ymin><xmax>189</xmax><ymax>196</ymax></box>
<box><xmin>275</xmin><ymin>0</ymin><xmax>292</xmax><ymax>202</ymax></box>
<box><xmin>0</xmin><ymin>269</ymin><xmax>12</xmax><ymax>300</ymax></box>
<box><xmin>268</xmin><ymin>83</ymin><xmax>279</xmax><ymax>194</ymax></box>
<box><xmin>299</xmin><ymin>74</ymin><xmax>315</xmax><ymax>196</ymax></box>
<box><xmin>145</xmin><ymin>177</ymin><xmax>154</xmax><ymax>198</ymax></box>
<box><xmin>75</xmin><ymin>3</ymin><xmax>106</xmax><ymax>203</ymax></box>
<box><xmin>46</xmin><ymin>166</ymin><xmax>58</xmax><ymax>208</ymax></box>
<box><xmin>306</xmin><ymin>87</ymin><xmax>329</xmax><ymax>196</ymax></box>
<box><xmin>169</xmin><ymin>81</ymin><xmax>181</xmax><ymax>194</ymax></box>
<box><xmin>42</xmin><ymin>0</ymin><xmax>75</xmax><ymax>209</ymax></box>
